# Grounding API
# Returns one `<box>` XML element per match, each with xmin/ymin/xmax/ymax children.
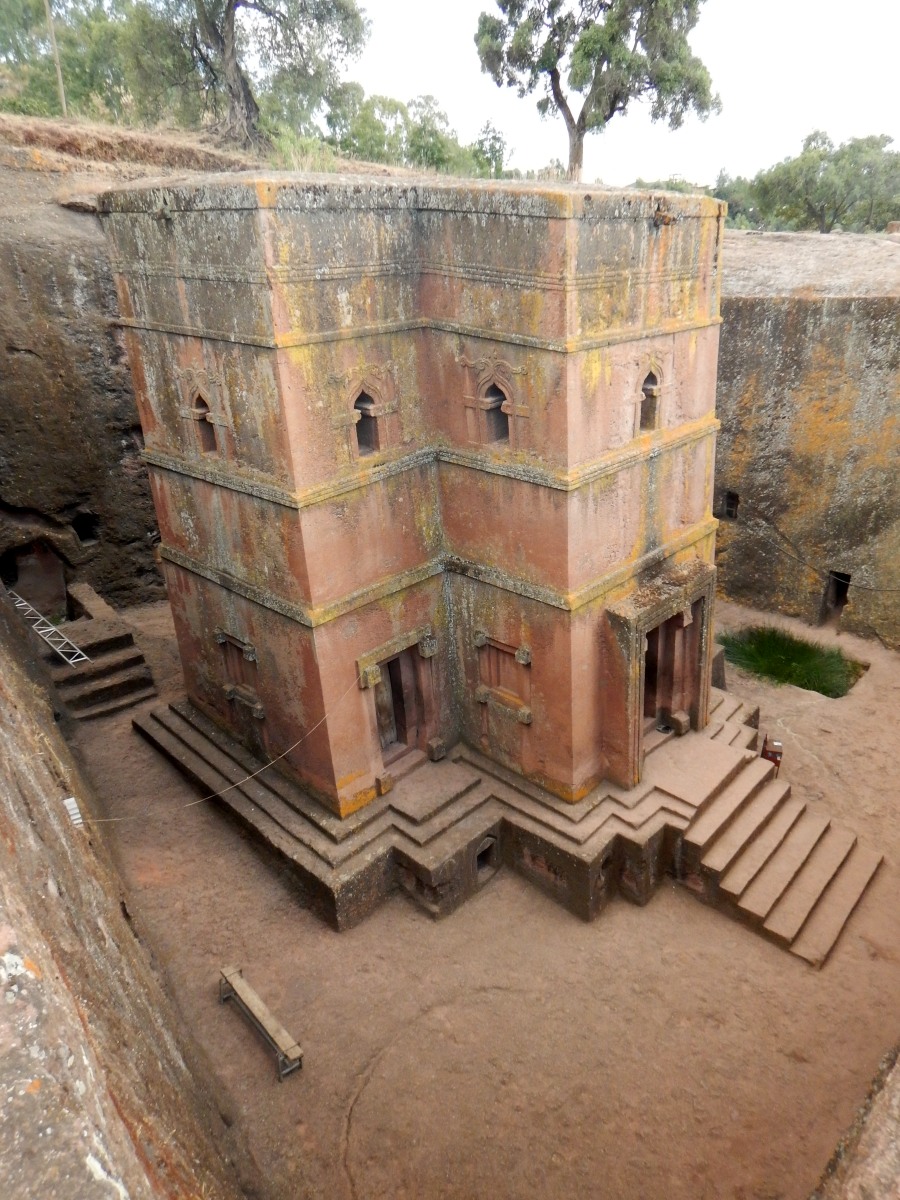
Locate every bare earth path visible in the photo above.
<box><xmin>70</xmin><ymin>600</ymin><xmax>900</xmax><ymax>1200</ymax></box>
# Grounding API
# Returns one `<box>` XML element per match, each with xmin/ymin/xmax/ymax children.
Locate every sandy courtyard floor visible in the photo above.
<box><xmin>70</xmin><ymin>599</ymin><xmax>900</xmax><ymax>1200</ymax></box>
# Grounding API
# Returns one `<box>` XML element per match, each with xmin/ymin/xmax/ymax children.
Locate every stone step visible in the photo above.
<box><xmin>389</xmin><ymin>747</ymin><xmax>427</xmax><ymax>783</ymax></box>
<box><xmin>719</xmin><ymin>797</ymin><xmax>806</xmax><ymax>899</ymax></box>
<box><xmin>642</xmin><ymin>736</ymin><xmax>751</xmax><ymax>815</ymax></box>
<box><xmin>75</xmin><ymin>685</ymin><xmax>158</xmax><ymax>721</ymax></box>
<box><xmin>590</xmin><ymin>789</ymin><xmax>694</xmax><ymax>839</ymax></box>
<box><xmin>141</xmin><ymin>705</ymin><xmax>490</xmax><ymax>867</ymax></box>
<box><xmin>139</xmin><ymin>707</ymin><xmax>350</xmax><ymax>867</ymax></box>
<box><xmin>736</xmin><ymin>811</ymin><xmax>831</xmax><ymax>923</ymax></box>
<box><xmin>763</xmin><ymin>824</ymin><xmax>857</xmax><ymax>946</ymax></box>
<box><xmin>63</xmin><ymin>662</ymin><xmax>154</xmax><ymax>711</ymax></box>
<box><xmin>707</xmin><ymin>691</ymin><xmax>743</xmax><ymax>724</ymax></box>
<box><xmin>171</xmin><ymin>700</ymin><xmax>381</xmax><ymax>843</ymax></box>
<box><xmin>139</xmin><ymin>712</ymin><xmax>344</xmax><ymax>887</ymax></box>
<box><xmin>701</xmin><ymin>779</ymin><xmax>792</xmax><ymax>876</ymax></box>
<box><xmin>52</xmin><ymin>643</ymin><xmax>145</xmax><ymax>687</ymax></box>
<box><xmin>643</xmin><ymin>724</ymin><xmax>676</xmax><ymax>755</ymax></box>
<box><xmin>790</xmin><ymin>845</ymin><xmax>884</xmax><ymax>967</ymax></box>
<box><xmin>724</xmin><ymin>723</ymin><xmax>759</xmax><ymax>750</ymax></box>
<box><xmin>43</xmin><ymin>617</ymin><xmax>134</xmax><ymax>660</ymax></box>
<box><xmin>681</xmin><ymin>756</ymin><xmax>774</xmax><ymax>870</ymax></box>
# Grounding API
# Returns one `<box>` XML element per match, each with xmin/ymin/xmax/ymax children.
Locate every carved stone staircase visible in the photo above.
<box><xmin>133</xmin><ymin>687</ymin><xmax>883</xmax><ymax>962</ymax></box>
<box><xmin>41</xmin><ymin>585</ymin><xmax>157</xmax><ymax>720</ymax></box>
<box><xmin>46</xmin><ymin>617</ymin><xmax>157</xmax><ymax>719</ymax></box>
<box><xmin>677</xmin><ymin>752</ymin><xmax>883</xmax><ymax>967</ymax></box>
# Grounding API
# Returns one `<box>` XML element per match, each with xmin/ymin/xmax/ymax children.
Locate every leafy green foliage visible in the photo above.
<box><xmin>632</xmin><ymin>175</ymin><xmax>698</xmax><ymax>193</ymax></box>
<box><xmin>752</xmin><ymin>132</ymin><xmax>900</xmax><ymax>233</ymax></box>
<box><xmin>0</xmin><ymin>0</ymin><xmax>131</xmax><ymax>118</ymax></box>
<box><xmin>323</xmin><ymin>88</ymin><xmax>500</xmax><ymax>177</ymax></box>
<box><xmin>475</xmin><ymin>0</ymin><xmax>719</xmax><ymax>178</ymax></box>
<box><xmin>472</xmin><ymin>120</ymin><xmax>508</xmax><ymax>177</ymax></box>
<box><xmin>719</xmin><ymin>626</ymin><xmax>865</xmax><ymax>698</ymax></box>
<box><xmin>712</xmin><ymin>170</ymin><xmax>762</xmax><ymax>229</ymax></box>
<box><xmin>0</xmin><ymin>0</ymin><xmax>368</xmax><ymax>145</ymax></box>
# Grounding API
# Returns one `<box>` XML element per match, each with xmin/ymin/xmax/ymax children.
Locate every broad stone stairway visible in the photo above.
<box><xmin>677</xmin><ymin>703</ymin><xmax>883</xmax><ymax>968</ymax></box>
<box><xmin>133</xmin><ymin>687</ymin><xmax>883</xmax><ymax>963</ymax></box>
<box><xmin>47</xmin><ymin>619</ymin><xmax>156</xmax><ymax>719</ymax></box>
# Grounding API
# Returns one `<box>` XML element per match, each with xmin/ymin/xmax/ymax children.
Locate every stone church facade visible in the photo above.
<box><xmin>101</xmin><ymin>177</ymin><xmax>725</xmax><ymax>818</ymax></box>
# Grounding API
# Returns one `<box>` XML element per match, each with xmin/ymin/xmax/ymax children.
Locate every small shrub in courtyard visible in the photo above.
<box><xmin>718</xmin><ymin>626</ymin><xmax>865</xmax><ymax>698</ymax></box>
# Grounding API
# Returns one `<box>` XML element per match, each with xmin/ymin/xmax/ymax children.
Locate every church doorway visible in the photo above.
<box><xmin>643</xmin><ymin>601</ymin><xmax>703</xmax><ymax>735</ymax></box>
<box><xmin>373</xmin><ymin>648</ymin><xmax>422</xmax><ymax>765</ymax></box>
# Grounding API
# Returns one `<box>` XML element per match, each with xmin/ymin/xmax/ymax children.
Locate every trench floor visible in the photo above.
<box><xmin>72</xmin><ymin>599</ymin><xmax>900</xmax><ymax>1200</ymax></box>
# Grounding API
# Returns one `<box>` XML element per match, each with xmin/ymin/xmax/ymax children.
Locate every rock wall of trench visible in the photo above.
<box><xmin>715</xmin><ymin>291</ymin><xmax>900</xmax><ymax>648</ymax></box>
<box><xmin>0</xmin><ymin>165</ymin><xmax>163</xmax><ymax>610</ymax></box>
<box><xmin>0</xmin><ymin>596</ymin><xmax>253</xmax><ymax>1198</ymax></box>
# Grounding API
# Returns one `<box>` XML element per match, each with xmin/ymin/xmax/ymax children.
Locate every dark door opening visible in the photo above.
<box><xmin>643</xmin><ymin>626</ymin><xmax>661</xmax><ymax>721</ymax></box>
<box><xmin>820</xmin><ymin>570</ymin><xmax>851</xmax><ymax>627</ymax></box>
<box><xmin>373</xmin><ymin>649</ymin><xmax>421</xmax><ymax>764</ymax></box>
<box><xmin>0</xmin><ymin>540</ymin><xmax>67</xmax><ymax>616</ymax></box>
<box><xmin>642</xmin><ymin>602</ymin><xmax>703</xmax><ymax>746</ymax></box>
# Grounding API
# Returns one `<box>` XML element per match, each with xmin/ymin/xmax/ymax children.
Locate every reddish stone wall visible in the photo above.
<box><xmin>101</xmin><ymin>178</ymin><xmax>724</xmax><ymax>814</ymax></box>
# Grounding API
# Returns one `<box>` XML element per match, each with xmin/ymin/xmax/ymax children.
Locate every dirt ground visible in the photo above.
<box><xmin>70</xmin><ymin>599</ymin><xmax>900</xmax><ymax>1200</ymax></box>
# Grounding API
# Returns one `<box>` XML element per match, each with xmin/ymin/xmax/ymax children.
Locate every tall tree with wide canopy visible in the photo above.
<box><xmin>189</xmin><ymin>0</ymin><xmax>368</xmax><ymax>145</ymax></box>
<box><xmin>753</xmin><ymin>132</ymin><xmax>900</xmax><ymax>233</ymax></box>
<box><xmin>0</xmin><ymin>0</ymin><xmax>368</xmax><ymax>141</ymax></box>
<box><xmin>475</xmin><ymin>0</ymin><xmax>718</xmax><ymax>180</ymax></box>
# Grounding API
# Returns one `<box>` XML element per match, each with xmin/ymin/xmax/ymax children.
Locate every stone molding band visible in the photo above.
<box><xmin>159</xmin><ymin>519</ymin><xmax>716</xmax><ymax>630</ymax></box>
<box><xmin>117</xmin><ymin>314</ymin><xmax>722</xmax><ymax>354</ymax></box>
<box><xmin>142</xmin><ymin>414</ymin><xmax>719</xmax><ymax>510</ymax></box>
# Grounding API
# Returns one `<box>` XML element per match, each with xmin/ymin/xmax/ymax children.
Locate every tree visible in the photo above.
<box><xmin>754</xmin><ymin>132</ymin><xmax>900</xmax><ymax>233</ymax></box>
<box><xmin>187</xmin><ymin>0</ymin><xmax>368</xmax><ymax>146</ymax></box>
<box><xmin>472</xmin><ymin>120</ymin><xmax>508</xmax><ymax>177</ymax></box>
<box><xmin>0</xmin><ymin>0</ymin><xmax>133</xmax><ymax>119</ymax></box>
<box><xmin>0</xmin><ymin>0</ymin><xmax>368</xmax><ymax>143</ymax></box>
<box><xmin>475</xmin><ymin>0</ymin><xmax>719</xmax><ymax>180</ymax></box>
<box><xmin>405</xmin><ymin>94</ymin><xmax>458</xmax><ymax>171</ymax></box>
<box><xmin>326</xmin><ymin>83</ymin><xmax>409</xmax><ymax>163</ymax></box>
<box><xmin>711</xmin><ymin>171</ymin><xmax>760</xmax><ymax>228</ymax></box>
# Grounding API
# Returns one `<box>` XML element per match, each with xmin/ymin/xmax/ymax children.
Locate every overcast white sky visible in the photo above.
<box><xmin>349</xmin><ymin>0</ymin><xmax>900</xmax><ymax>185</ymax></box>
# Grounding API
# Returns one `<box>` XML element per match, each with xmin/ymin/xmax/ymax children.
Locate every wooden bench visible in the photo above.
<box><xmin>219</xmin><ymin>966</ymin><xmax>303</xmax><ymax>1080</ymax></box>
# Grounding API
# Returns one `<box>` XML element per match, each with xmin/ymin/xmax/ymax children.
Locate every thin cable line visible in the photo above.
<box><xmin>84</xmin><ymin>672</ymin><xmax>363</xmax><ymax>826</ymax></box>
<box><xmin>729</xmin><ymin>517</ymin><xmax>900</xmax><ymax>594</ymax></box>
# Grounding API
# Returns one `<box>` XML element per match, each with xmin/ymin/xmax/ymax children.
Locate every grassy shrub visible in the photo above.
<box><xmin>719</xmin><ymin>626</ymin><xmax>865</xmax><ymax>698</ymax></box>
<box><xmin>266</xmin><ymin>126</ymin><xmax>343</xmax><ymax>172</ymax></box>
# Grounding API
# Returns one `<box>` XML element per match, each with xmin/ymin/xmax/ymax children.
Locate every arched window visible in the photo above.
<box><xmin>483</xmin><ymin>383</ymin><xmax>509</xmax><ymax>444</ymax></box>
<box><xmin>354</xmin><ymin>391</ymin><xmax>379</xmax><ymax>457</ymax></box>
<box><xmin>640</xmin><ymin>372</ymin><xmax>660</xmax><ymax>431</ymax></box>
<box><xmin>191</xmin><ymin>395</ymin><xmax>218</xmax><ymax>454</ymax></box>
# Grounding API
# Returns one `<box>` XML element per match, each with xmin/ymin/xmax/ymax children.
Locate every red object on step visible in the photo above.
<box><xmin>761</xmin><ymin>734</ymin><xmax>783</xmax><ymax>777</ymax></box>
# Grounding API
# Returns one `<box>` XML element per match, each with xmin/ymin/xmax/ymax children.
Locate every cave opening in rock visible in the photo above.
<box><xmin>72</xmin><ymin>511</ymin><xmax>100</xmax><ymax>544</ymax></box>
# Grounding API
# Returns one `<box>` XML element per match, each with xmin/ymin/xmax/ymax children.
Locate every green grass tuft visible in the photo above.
<box><xmin>718</xmin><ymin>626</ymin><xmax>865</xmax><ymax>699</ymax></box>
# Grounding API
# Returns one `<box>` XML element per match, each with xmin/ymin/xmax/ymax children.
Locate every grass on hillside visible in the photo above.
<box><xmin>719</xmin><ymin>625</ymin><xmax>866</xmax><ymax>698</ymax></box>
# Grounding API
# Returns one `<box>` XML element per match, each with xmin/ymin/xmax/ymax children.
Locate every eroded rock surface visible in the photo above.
<box><xmin>0</xmin><ymin>596</ymin><xmax>249</xmax><ymax>1198</ymax></box>
<box><xmin>0</xmin><ymin>162</ymin><xmax>163</xmax><ymax>608</ymax></box>
<box><xmin>715</xmin><ymin>231</ymin><xmax>900</xmax><ymax>648</ymax></box>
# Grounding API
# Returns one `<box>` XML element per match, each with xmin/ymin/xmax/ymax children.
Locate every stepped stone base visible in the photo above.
<box><xmin>133</xmin><ymin>688</ymin><xmax>882</xmax><ymax>963</ymax></box>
